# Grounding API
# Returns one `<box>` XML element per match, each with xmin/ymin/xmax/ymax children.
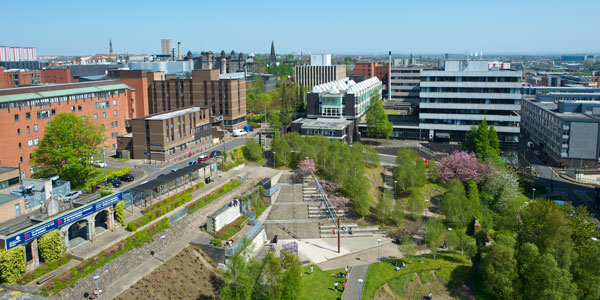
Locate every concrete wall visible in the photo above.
<box><xmin>207</xmin><ymin>205</ymin><xmax>241</xmax><ymax>234</ymax></box>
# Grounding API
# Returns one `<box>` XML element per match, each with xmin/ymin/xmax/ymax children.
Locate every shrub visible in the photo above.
<box><xmin>38</xmin><ymin>230</ymin><xmax>63</xmax><ymax>263</ymax></box>
<box><xmin>0</xmin><ymin>245</ymin><xmax>26</xmax><ymax>284</ymax></box>
<box><xmin>242</xmin><ymin>139</ymin><xmax>264</xmax><ymax>163</ymax></box>
<box><xmin>115</xmin><ymin>201</ymin><xmax>125</xmax><ymax>226</ymax></box>
<box><xmin>187</xmin><ymin>180</ymin><xmax>241</xmax><ymax>214</ymax></box>
<box><xmin>99</xmin><ymin>186</ymin><xmax>113</xmax><ymax>197</ymax></box>
<box><xmin>210</xmin><ymin>239</ymin><xmax>222</xmax><ymax>247</ymax></box>
<box><xmin>108</xmin><ymin>167</ymin><xmax>131</xmax><ymax>179</ymax></box>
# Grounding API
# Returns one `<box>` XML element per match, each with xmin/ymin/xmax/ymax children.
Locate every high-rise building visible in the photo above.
<box><xmin>146</xmin><ymin>69</ymin><xmax>247</xmax><ymax>131</ymax></box>
<box><xmin>419</xmin><ymin>60</ymin><xmax>522</xmax><ymax>149</ymax></box>
<box><xmin>389</xmin><ymin>67</ymin><xmax>433</xmax><ymax>105</ymax></box>
<box><xmin>294</xmin><ymin>65</ymin><xmax>346</xmax><ymax>88</ymax></box>
<box><xmin>0</xmin><ymin>80</ymin><xmax>134</xmax><ymax>176</ymax></box>
<box><xmin>161</xmin><ymin>39</ymin><xmax>173</xmax><ymax>56</ymax></box>
<box><xmin>310</xmin><ymin>54</ymin><xmax>331</xmax><ymax>66</ymax></box>
<box><xmin>194</xmin><ymin>50</ymin><xmax>257</xmax><ymax>74</ymax></box>
<box><xmin>0</xmin><ymin>46</ymin><xmax>37</xmax><ymax>62</ymax></box>
<box><xmin>269</xmin><ymin>41</ymin><xmax>276</xmax><ymax>66</ymax></box>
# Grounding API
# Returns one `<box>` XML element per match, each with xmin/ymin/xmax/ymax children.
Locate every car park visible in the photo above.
<box><xmin>197</xmin><ymin>154</ymin><xmax>210</xmax><ymax>162</ymax></box>
<box><xmin>118</xmin><ymin>173</ymin><xmax>134</xmax><ymax>182</ymax></box>
<box><xmin>210</xmin><ymin>151</ymin><xmax>223</xmax><ymax>158</ymax></box>
<box><xmin>106</xmin><ymin>178</ymin><xmax>122</xmax><ymax>188</ymax></box>
<box><xmin>63</xmin><ymin>190</ymin><xmax>82</xmax><ymax>201</ymax></box>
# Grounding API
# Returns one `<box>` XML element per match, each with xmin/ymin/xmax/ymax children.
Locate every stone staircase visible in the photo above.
<box><xmin>318</xmin><ymin>223</ymin><xmax>381</xmax><ymax>238</ymax></box>
<box><xmin>308</xmin><ymin>206</ymin><xmax>351</xmax><ymax>219</ymax></box>
<box><xmin>302</xmin><ymin>176</ymin><xmax>320</xmax><ymax>202</ymax></box>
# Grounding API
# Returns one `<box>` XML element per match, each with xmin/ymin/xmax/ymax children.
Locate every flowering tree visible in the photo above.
<box><xmin>330</xmin><ymin>195</ymin><xmax>350</xmax><ymax>207</ymax></box>
<box><xmin>319</xmin><ymin>180</ymin><xmax>338</xmax><ymax>193</ymax></box>
<box><xmin>298</xmin><ymin>158</ymin><xmax>315</xmax><ymax>175</ymax></box>
<box><xmin>438</xmin><ymin>151</ymin><xmax>488</xmax><ymax>183</ymax></box>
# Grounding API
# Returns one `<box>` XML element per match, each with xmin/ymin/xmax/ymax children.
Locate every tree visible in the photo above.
<box><xmin>424</xmin><ymin>218</ymin><xmax>444</xmax><ymax>260</ymax></box>
<box><xmin>479</xmin><ymin>244</ymin><xmax>518</xmax><ymax>299</ymax></box>
<box><xmin>406</xmin><ymin>188</ymin><xmax>424</xmax><ymax>220</ymax></box>
<box><xmin>437</xmin><ymin>151</ymin><xmax>488</xmax><ymax>183</ymax></box>
<box><xmin>481</xmin><ymin>166</ymin><xmax>520</xmax><ymax>212</ymax></box>
<box><xmin>261</xmin><ymin>252</ymin><xmax>283</xmax><ymax>299</ymax></box>
<box><xmin>38</xmin><ymin>230</ymin><xmax>63</xmax><ymax>263</ymax></box>
<box><xmin>0</xmin><ymin>246</ymin><xmax>26</xmax><ymax>284</ymax></box>
<box><xmin>376</xmin><ymin>190</ymin><xmax>394</xmax><ymax>223</ymax></box>
<box><xmin>220</xmin><ymin>239</ymin><xmax>258</xmax><ymax>300</ymax></box>
<box><xmin>464</xmin><ymin>120</ymin><xmax>501</xmax><ymax>162</ymax></box>
<box><xmin>342</xmin><ymin>175</ymin><xmax>371</xmax><ymax>216</ymax></box>
<box><xmin>31</xmin><ymin>113</ymin><xmax>104</xmax><ymax>188</ymax></box>
<box><xmin>280</xmin><ymin>251</ymin><xmax>302</xmax><ymax>300</ymax></box>
<box><xmin>242</xmin><ymin>138</ymin><xmax>264</xmax><ymax>163</ymax></box>
<box><xmin>393</xmin><ymin>149</ymin><xmax>427</xmax><ymax>191</ymax></box>
<box><xmin>298</xmin><ymin>158</ymin><xmax>315</xmax><ymax>175</ymax></box>
<box><xmin>448</xmin><ymin>229</ymin><xmax>475</xmax><ymax>257</ymax></box>
<box><xmin>441</xmin><ymin>179</ymin><xmax>474</xmax><ymax>228</ymax></box>
<box><xmin>399</xmin><ymin>236</ymin><xmax>418</xmax><ymax>263</ymax></box>
<box><xmin>251</xmin><ymin>75</ymin><xmax>266</xmax><ymax>94</ymax></box>
<box><xmin>365</xmin><ymin>94</ymin><xmax>393</xmax><ymax>139</ymax></box>
<box><xmin>272</xmin><ymin>135</ymin><xmax>291</xmax><ymax>167</ymax></box>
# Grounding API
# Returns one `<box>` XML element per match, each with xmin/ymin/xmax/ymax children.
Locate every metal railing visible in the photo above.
<box><xmin>311</xmin><ymin>172</ymin><xmax>340</xmax><ymax>231</ymax></box>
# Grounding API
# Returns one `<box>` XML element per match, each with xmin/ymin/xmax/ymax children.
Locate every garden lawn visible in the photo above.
<box><xmin>300</xmin><ymin>265</ymin><xmax>347</xmax><ymax>300</ymax></box>
<box><xmin>363</xmin><ymin>252</ymin><xmax>471</xmax><ymax>300</ymax></box>
<box><xmin>215</xmin><ymin>215</ymin><xmax>248</xmax><ymax>240</ymax></box>
<box><xmin>77</xmin><ymin>167</ymin><xmax>117</xmax><ymax>189</ymax></box>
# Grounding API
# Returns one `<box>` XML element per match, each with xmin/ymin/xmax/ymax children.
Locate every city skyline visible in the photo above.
<box><xmin>3</xmin><ymin>0</ymin><xmax>599</xmax><ymax>56</ymax></box>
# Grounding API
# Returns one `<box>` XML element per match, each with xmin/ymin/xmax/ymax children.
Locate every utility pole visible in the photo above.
<box><xmin>337</xmin><ymin>217</ymin><xmax>341</xmax><ymax>254</ymax></box>
<box><xmin>102</xmin><ymin>147</ymin><xmax>107</xmax><ymax>184</ymax></box>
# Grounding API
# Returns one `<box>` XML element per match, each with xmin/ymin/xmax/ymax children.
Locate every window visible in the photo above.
<box><xmin>14</xmin><ymin>114</ymin><xmax>19</xmax><ymax>121</ymax></box>
<box><xmin>166</xmin><ymin>136</ymin><xmax>170</xmax><ymax>143</ymax></box>
<box><xmin>25</xmin><ymin>112</ymin><xmax>31</xmax><ymax>120</ymax></box>
<box><xmin>112</xmin><ymin>144</ymin><xmax>116</xmax><ymax>150</ymax></box>
<box><xmin>115</xmin><ymin>121</ymin><xmax>118</xmax><ymax>127</ymax></box>
<box><xmin>102</xmin><ymin>112</ymin><xmax>106</xmax><ymax>118</ymax></box>
<box><xmin>34</xmin><ymin>138</ymin><xmax>39</xmax><ymax>145</ymax></box>
<box><xmin>113</xmin><ymin>110</ymin><xmax>117</xmax><ymax>116</ymax></box>
<box><xmin>96</xmin><ymin>101</ymin><xmax>110</xmax><ymax>109</ymax></box>
<box><xmin>26</xmin><ymin>126</ymin><xmax>30</xmax><ymax>133</ymax></box>
<box><xmin>15</xmin><ymin>204</ymin><xmax>20</xmax><ymax>217</ymax></box>
<box><xmin>28</xmin><ymin>139</ymin><xmax>33</xmax><ymax>146</ymax></box>
<box><xmin>78</xmin><ymin>105</ymin><xmax>82</xmax><ymax>111</ymax></box>
<box><xmin>20</xmin><ymin>157</ymin><xmax>23</xmax><ymax>163</ymax></box>
<box><xmin>113</xmin><ymin>100</ymin><xmax>117</xmax><ymax>106</ymax></box>
<box><xmin>111</xmin><ymin>133</ymin><xmax>115</xmax><ymax>138</ymax></box>
<box><xmin>71</xmin><ymin>106</ymin><xmax>75</xmax><ymax>112</ymax></box>
<box><xmin>37</xmin><ymin>110</ymin><xmax>51</xmax><ymax>119</ymax></box>
<box><xmin>30</xmin><ymin>167</ymin><xmax>35</xmax><ymax>174</ymax></box>
<box><xmin>18</xmin><ymin>142</ymin><xmax>21</xmax><ymax>149</ymax></box>
<box><xmin>51</xmin><ymin>109</ymin><xmax>56</xmax><ymax>115</ymax></box>
<box><xmin>94</xmin><ymin>114</ymin><xmax>98</xmax><ymax>120</ymax></box>
<box><xmin>17</xmin><ymin>128</ymin><xmax>20</xmax><ymax>135</ymax></box>
<box><xmin>33</xmin><ymin>125</ymin><xmax>38</xmax><ymax>132</ymax></box>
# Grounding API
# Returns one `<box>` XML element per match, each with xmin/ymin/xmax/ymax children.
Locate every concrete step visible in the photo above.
<box><xmin>320</xmin><ymin>232</ymin><xmax>374</xmax><ymax>238</ymax></box>
<box><xmin>320</xmin><ymin>223</ymin><xmax>358</xmax><ymax>229</ymax></box>
<box><xmin>319</xmin><ymin>226</ymin><xmax>379</xmax><ymax>233</ymax></box>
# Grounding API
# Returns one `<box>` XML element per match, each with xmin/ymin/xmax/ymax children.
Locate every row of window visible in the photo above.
<box><xmin>93</xmin><ymin>110</ymin><xmax>117</xmax><ymax>119</ymax></box>
<box><xmin>13</xmin><ymin>99</ymin><xmax>120</xmax><ymax>122</ymax></box>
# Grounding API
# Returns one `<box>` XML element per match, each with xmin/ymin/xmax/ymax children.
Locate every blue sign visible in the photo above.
<box><xmin>4</xmin><ymin>192</ymin><xmax>122</xmax><ymax>250</ymax></box>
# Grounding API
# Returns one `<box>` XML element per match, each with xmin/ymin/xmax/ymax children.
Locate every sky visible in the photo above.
<box><xmin>3</xmin><ymin>0</ymin><xmax>600</xmax><ymax>56</ymax></box>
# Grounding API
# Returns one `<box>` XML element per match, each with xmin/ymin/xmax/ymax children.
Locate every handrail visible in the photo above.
<box><xmin>311</xmin><ymin>172</ymin><xmax>340</xmax><ymax>231</ymax></box>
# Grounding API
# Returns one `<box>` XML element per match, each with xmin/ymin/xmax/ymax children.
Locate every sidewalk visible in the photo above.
<box><xmin>341</xmin><ymin>264</ymin><xmax>369</xmax><ymax>300</ymax></box>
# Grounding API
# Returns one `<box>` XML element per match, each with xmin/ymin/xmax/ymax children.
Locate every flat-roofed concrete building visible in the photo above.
<box><xmin>419</xmin><ymin>60</ymin><xmax>522</xmax><ymax>150</ymax></box>
<box><xmin>147</xmin><ymin>69</ymin><xmax>247</xmax><ymax>131</ymax></box>
<box><xmin>0</xmin><ymin>166</ymin><xmax>20</xmax><ymax>191</ymax></box>
<box><xmin>390</xmin><ymin>66</ymin><xmax>433</xmax><ymax>105</ymax></box>
<box><xmin>118</xmin><ymin>107</ymin><xmax>212</xmax><ymax>162</ymax></box>
<box><xmin>294</xmin><ymin>65</ymin><xmax>346</xmax><ymax>88</ymax></box>
<box><xmin>0</xmin><ymin>81</ymin><xmax>134</xmax><ymax>176</ymax></box>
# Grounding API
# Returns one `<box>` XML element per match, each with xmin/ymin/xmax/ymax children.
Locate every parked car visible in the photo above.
<box><xmin>232</xmin><ymin>129</ymin><xmax>246</xmax><ymax>137</ymax></box>
<box><xmin>118</xmin><ymin>173</ymin><xmax>134</xmax><ymax>182</ymax></box>
<box><xmin>157</xmin><ymin>174</ymin><xmax>165</xmax><ymax>179</ymax></box>
<box><xmin>210</xmin><ymin>150</ymin><xmax>223</xmax><ymax>158</ymax></box>
<box><xmin>63</xmin><ymin>190</ymin><xmax>82</xmax><ymax>201</ymax></box>
<box><xmin>197</xmin><ymin>154</ymin><xmax>210</xmax><ymax>162</ymax></box>
<box><xmin>187</xmin><ymin>160</ymin><xmax>198</xmax><ymax>166</ymax></box>
<box><xmin>419</xmin><ymin>157</ymin><xmax>430</xmax><ymax>163</ymax></box>
<box><xmin>243</xmin><ymin>125</ymin><xmax>253</xmax><ymax>132</ymax></box>
<box><xmin>106</xmin><ymin>178</ymin><xmax>122</xmax><ymax>188</ymax></box>
<box><xmin>171</xmin><ymin>168</ymin><xmax>179</xmax><ymax>173</ymax></box>
<box><xmin>91</xmin><ymin>160</ymin><xmax>106</xmax><ymax>168</ymax></box>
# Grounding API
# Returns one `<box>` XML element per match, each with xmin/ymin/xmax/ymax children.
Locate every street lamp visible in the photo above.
<box><xmin>393</xmin><ymin>180</ymin><xmax>398</xmax><ymax>200</ymax></box>
<box><xmin>102</xmin><ymin>147</ymin><xmax>107</xmax><ymax>184</ymax></box>
<box><xmin>377</xmin><ymin>238</ymin><xmax>382</xmax><ymax>263</ymax></box>
<box><xmin>161</xmin><ymin>235</ymin><xmax>166</xmax><ymax>262</ymax></box>
<box><xmin>273</xmin><ymin>151</ymin><xmax>276</xmax><ymax>168</ymax></box>
<box><xmin>358</xmin><ymin>278</ymin><xmax>364</xmax><ymax>300</ymax></box>
<box><xmin>532</xmin><ymin>188</ymin><xmax>536</xmax><ymax>200</ymax></box>
<box><xmin>425</xmin><ymin>199</ymin><xmax>429</xmax><ymax>217</ymax></box>
<box><xmin>93</xmin><ymin>275</ymin><xmax>100</xmax><ymax>299</ymax></box>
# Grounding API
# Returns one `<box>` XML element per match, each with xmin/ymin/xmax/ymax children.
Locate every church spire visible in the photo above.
<box><xmin>269</xmin><ymin>40</ymin><xmax>276</xmax><ymax>66</ymax></box>
<box><xmin>109</xmin><ymin>39</ymin><xmax>113</xmax><ymax>56</ymax></box>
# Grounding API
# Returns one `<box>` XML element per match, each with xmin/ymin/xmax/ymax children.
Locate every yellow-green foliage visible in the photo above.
<box><xmin>115</xmin><ymin>201</ymin><xmax>125</xmax><ymax>225</ymax></box>
<box><xmin>38</xmin><ymin>230</ymin><xmax>63</xmax><ymax>263</ymax></box>
<box><xmin>0</xmin><ymin>245</ymin><xmax>26</xmax><ymax>284</ymax></box>
<box><xmin>108</xmin><ymin>167</ymin><xmax>131</xmax><ymax>179</ymax></box>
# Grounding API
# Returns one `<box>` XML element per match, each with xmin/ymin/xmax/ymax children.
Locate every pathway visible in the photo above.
<box><xmin>341</xmin><ymin>264</ymin><xmax>369</xmax><ymax>300</ymax></box>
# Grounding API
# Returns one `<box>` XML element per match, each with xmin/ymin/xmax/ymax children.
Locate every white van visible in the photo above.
<box><xmin>232</xmin><ymin>129</ymin><xmax>246</xmax><ymax>137</ymax></box>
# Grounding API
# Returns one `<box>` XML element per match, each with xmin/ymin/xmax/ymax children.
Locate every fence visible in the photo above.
<box><xmin>225</xmin><ymin>220</ymin><xmax>263</xmax><ymax>256</ymax></box>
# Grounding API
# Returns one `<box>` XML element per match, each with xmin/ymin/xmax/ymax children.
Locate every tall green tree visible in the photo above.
<box><xmin>393</xmin><ymin>149</ymin><xmax>427</xmax><ymax>192</ymax></box>
<box><xmin>399</xmin><ymin>236</ymin><xmax>417</xmax><ymax>263</ymax></box>
<box><xmin>479</xmin><ymin>243</ymin><xmax>518</xmax><ymax>299</ymax></box>
<box><xmin>441</xmin><ymin>179</ymin><xmax>475</xmax><ymax>228</ymax></box>
<box><xmin>406</xmin><ymin>188</ymin><xmax>424</xmax><ymax>220</ymax></box>
<box><xmin>280</xmin><ymin>251</ymin><xmax>302</xmax><ymax>300</ymax></box>
<box><xmin>424</xmin><ymin>218</ymin><xmax>444</xmax><ymax>260</ymax></box>
<box><xmin>220</xmin><ymin>239</ymin><xmax>258</xmax><ymax>300</ymax></box>
<box><xmin>271</xmin><ymin>135</ymin><xmax>291</xmax><ymax>167</ymax></box>
<box><xmin>251</xmin><ymin>75</ymin><xmax>266</xmax><ymax>94</ymax></box>
<box><xmin>376</xmin><ymin>190</ymin><xmax>394</xmax><ymax>223</ymax></box>
<box><xmin>365</xmin><ymin>94</ymin><xmax>393</xmax><ymax>139</ymax></box>
<box><xmin>448</xmin><ymin>229</ymin><xmax>476</xmax><ymax>257</ymax></box>
<box><xmin>261</xmin><ymin>252</ymin><xmax>283</xmax><ymax>299</ymax></box>
<box><xmin>31</xmin><ymin>113</ymin><xmax>104</xmax><ymax>187</ymax></box>
<box><xmin>464</xmin><ymin>119</ymin><xmax>501</xmax><ymax>162</ymax></box>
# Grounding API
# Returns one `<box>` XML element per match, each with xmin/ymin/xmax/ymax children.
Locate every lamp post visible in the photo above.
<box><xmin>358</xmin><ymin>278</ymin><xmax>364</xmax><ymax>300</ymax></box>
<box><xmin>532</xmin><ymin>188</ymin><xmax>536</xmax><ymax>200</ymax></box>
<box><xmin>93</xmin><ymin>275</ymin><xmax>100</xmax><ymax>299</ymax></box>
<box><xmin>447</xmin><ymin>228</ymin><xmax>453</xmax><ymax>260</ymax></box>
<box><xmin>425</xmin><ymin>199</ymin><xmax>429</xmax><ymax>217</ymax></box>
<box><xmin>273</xmin><ymin>151</ymin><xmax>276</xmax><ymax>168</ymax></box>
<box><xmin>377</xmin><ymin>238</ymin><xmax>382</xmax><ymax>263</ymax></box>
<box><xmin>161</xmin><ymin>235</ymin><xmax>166</xmax><ymax>262</ymax></box>
<box><xmin>393</xmin><ymin>180</ymin><xmax>398</xmax><ymax>200</ymax></box>
<box><xmin>102</xmin><ymin>147</ymin><xmax>107</xmax><ymax>183</ymax></box>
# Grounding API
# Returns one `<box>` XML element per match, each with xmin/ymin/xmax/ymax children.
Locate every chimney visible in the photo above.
<box><xmin>177</xmin><ymin>42</ymin><xmax>182</xmax><ymax>60</ymax></box>
<box><xmin>388</xmin><ymin>51</ymin><xmax>391</xmax><ymax>101</ymax></box>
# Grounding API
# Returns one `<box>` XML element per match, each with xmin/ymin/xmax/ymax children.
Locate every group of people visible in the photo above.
<box><xmin>228</xmin><ymin>198</ymin><xmax>240</xmax><ymax>208</ymax></box>
<box><xmin>331</xmin><ymin>266</ymin><xmax>351</xmax><ymax>293</ymax></box>
<box><xmin>393</xmin><ymin>260</ymin><xmax>406</xmax><ymax>271</ymax></box>
<box><xmin>226</xmin><ymin>236</ymin><xmax>234</xmax><ymax>247</ymax></box>
<box><xmin>332</xmin><ymin>227</ymin><xmax>353</xmax><ymax>235</ymax></box>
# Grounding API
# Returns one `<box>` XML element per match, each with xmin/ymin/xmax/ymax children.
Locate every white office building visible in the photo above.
<box><xmin>419</xmin><ymin>60</ymin><xmax>522</xmax><ymax>149</ymax></box>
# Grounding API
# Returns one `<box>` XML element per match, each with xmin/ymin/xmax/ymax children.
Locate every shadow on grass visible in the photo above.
<box><xmin>209</xmin><ymin>273</ymin><xmax>224</xmax><ymax>292</ymax></box>
<box><xmin>448</xmin><ymin>265</ymin><xmax>477</xmax><ymax>300</ymax></box>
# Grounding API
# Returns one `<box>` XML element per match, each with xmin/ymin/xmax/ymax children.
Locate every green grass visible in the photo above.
<box><xmin>187</xmin><ymin>180</ymin><xmax>242</xmax><ymax>214</ymax></box>
<box><xmin>300</xmin><ymin>265</ymin><xmax>347</xmax><ymax>300</ymax></box>
<box><xmin>17</xmin><ymin>255</ymin><xmax>72</xmax><ymax>285</ymax></box>
<box><xmin>75</xmin><ymin>167</ymin><xmax>117</xmax><ymax>189</ymax></box>
<box><xmin>118</xmin><ymin>157</ymin><xmax>130</xmax><ymax>162</ymax></box>
<box><xmin>215</xmin><ymin>215</ymin><xmax>249</xmax><ymax>240</ymax></box>
<box><xmin>363</xmin><ymin>252</ymin><xmax>471</xmax><ymax>300</ymax></box>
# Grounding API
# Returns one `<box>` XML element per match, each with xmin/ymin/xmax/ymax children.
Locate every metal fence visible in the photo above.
<box><xmin>226</xmin><ymin>220</ymin><xmax>263</xmax><ymax>256</ymax></box>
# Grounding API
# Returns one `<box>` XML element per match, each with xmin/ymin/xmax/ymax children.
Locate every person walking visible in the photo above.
<box><xmin>342</xmin><ymin>282</ymin><xmax>346</xmax><ymax>291</ymax></box>
<box><xmin>334</xmin><ymin>281</ymin><xmax>339</xmax><ymax>292</ymax></box>
<box><xmin>345</xmin><ymin>266</ymin><xmax>349</xmax><ymax>276</ymax></box>
<box><xmin>310</xmin><ymin>265</ymin><xmax>314</xmax><ymax>275</ymax></box>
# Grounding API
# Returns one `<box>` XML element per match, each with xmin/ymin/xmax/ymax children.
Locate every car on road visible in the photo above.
<box><xmin>118</xmin><ymin>173</ymin><xmax>134</xmax><ymax>182</ymax></box>
<box><xmin>106</xmin><ymin>178</ymin><xmax>122</xmax><ymax>188</ymax></box>
<box><xmin>232</xmin><ymin>129</ymin><xmax>246</xmax><ymax>137</ymax></box>
<box><xmin>63</xmin><ymin>191</ymin><xmax>82</xmax><ymax>201</ymax></box>
<box><xmin>187</xmin><ymin>160</ymin><xmax>198</xmax><ymax>166</ymax></box>
<box><xmin>171</xmin><ymin>168</ymin><xmax>179</xmax><ymax>173</ymax></box>
<box><xmin>157</xmin><ymin>174</ymin><xmax>165</xmax><ymax>179</ymax></box>
<box><xmin>197</xmin><ymin>154</ymin><xmax>210</xmax><ymax>162</ymax></box>
<box><xmin>91</xmin><ymin>161</ymin><xmax>106</xmax><ymax>168</ymax></box>
<box><xmin>210</xmin><ymin>150</ymin><xmax>223</xmax><ymax>158</ymax></box>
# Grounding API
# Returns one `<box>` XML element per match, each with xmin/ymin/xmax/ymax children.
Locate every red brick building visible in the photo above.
<box><xmin>0</xmin><ymin>80</ymin><xmax>134</xmax><ymax>176</ymax></box>
<box><xmin>0</xmin><ymin>67</ymin><xmax>41</xmax><ymax>89</ymax></box>
<box><xmin>40</xmin><ymin>69</ymin><xmax>71</xmax><ymax>84</ymax></box>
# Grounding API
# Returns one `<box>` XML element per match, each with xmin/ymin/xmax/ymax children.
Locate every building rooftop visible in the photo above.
<box><xmin>312</xmin><ymin>77</ymin><xmax>381</xmax><ymax>95</ymax></box>
<box><xmin>525</xmin><ymin>98</ymin><xmax>599</xmax><ymax>120</ymax></box>
<box><xmin>145</xmin><ymin>107</ymin><xmax>200</xmax><ymax>120</ymax></box>
<box><xmin>293</xmin><ymin>117</ymin><xmax>353</xmax><ymax>130</ymax></box>
<box><xmin>0</xmin><ymin>194</ymin><xmax>21</xmax><ymax>206</ymax></box>
<box><xmin>219</xmin><ymin>72</ymin><xmax>245</xmax><ymax>80</ymax></box>
<box><xmin>0</xmin><ymin>81</ymin><xmax>135</xmax><ymax>103</ymax></box>
<box><xmin>0</xmin><ymin>166</ymin><xmax>18</xmax><ymax>174</ymax></box>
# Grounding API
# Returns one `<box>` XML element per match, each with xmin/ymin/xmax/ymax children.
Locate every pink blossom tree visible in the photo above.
<box><xmin>330</xmin><ymin>195</ymin><xmax>350</xmax><ymax>207</ymax></box>
<box><xmin>319</xmin><ymin>180</ymin><xmax>338</xmax><ymax>193</ymax></box>
<box><xmin>438</xmin><ymin>151</ymin><xmax>488</xmax><ymax>183</ymax></box>
<box><xmin>298</xmin><ymin>158</ymin><xmax>315</xmax><ymax>175</ymax></box>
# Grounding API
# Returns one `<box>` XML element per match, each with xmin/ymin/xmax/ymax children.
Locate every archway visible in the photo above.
<box><xmin>68</xmin><ymin>220</ymin><xmax>89</xmax><ymax>248</ymax></box>
<box><xmin>94</xmin><ymin>210</ymin><xmax>109</xmax><ymax>236</ymax></box>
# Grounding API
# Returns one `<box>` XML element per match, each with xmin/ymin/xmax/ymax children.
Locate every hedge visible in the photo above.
<box><xmin>107</xmin><ymin>167</ymin><xmax>131</xmax><ymax>179</ymax></box>
<box><xmin>17</xmin><ymin>255</ymin><xmax>71</xmax><ymax>285</ymax></box>
<box><xmin>41</xmin><ymin>218</ymin><xmax>169</xmax><ymax>296</ymax></box>
<box><xmin>187</xmin><ymin>179</ymin><xmax>241</xmax><ymax>214</ymax></box>
<box><xmin>126</xmin><ymin>183</ymin><xmax>204</xmax><ymax>232</ymax></box>
<box><xmin>115</xmin><ymin>200</ymin><xmax>125</xmax><ymax>226</ymax></box>
<box><xmin>0</xmin><ymin>245</ymin><xmax>26</xmax><ymax>284</ymax></box>
<box><xmin>38</xmin><ymin>230</ymin><xmax>63</xmax><ymax>263</ymax></box>
<box><xmin>242</xmin><ymin>186</ymin><xmax>268</xmax><ymax>218</ymax></box>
